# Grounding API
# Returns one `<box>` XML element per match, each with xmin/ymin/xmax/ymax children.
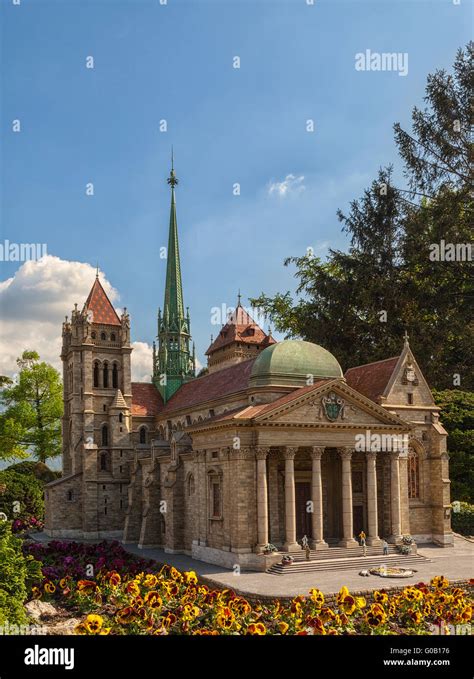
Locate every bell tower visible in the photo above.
<box><xmin>60</xmin><ymin>272</ymin><xmax>133</xmax><ymax>536</ymax></box>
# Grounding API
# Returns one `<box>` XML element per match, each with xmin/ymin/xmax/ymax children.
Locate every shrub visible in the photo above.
<box><xmin>451</xmin><ymin>501</ymin><xmax>474</xmax><ymax>536</ymax></box>
<box><xmin>5</xmin><ymin>461</ymin><xmax>60</xmax><ymax>484</ymax></box>
<box><xmin>0</xmin><ymin>522</ymin><xmax>43</xmax><ymax>625</ymax></box>
<box><xmin>0</xmin><ymin>470</ymin><xmax>44</xmax><ymax>521</ymax></box>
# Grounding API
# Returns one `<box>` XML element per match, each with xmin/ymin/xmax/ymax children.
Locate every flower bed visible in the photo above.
<box><xmin>24</xmin><ymin>541</ymin><xmax>473</xmax><ymax>635</ymax></box>
<box><xmin>23</xmin><ymin>540</ymin><xmax>156</xmax><ymax>582</ymax></box>
<box><xmin>12</xmin><ymin>516</ymin><xmax>44</xmax><ymax>534</ymax></box>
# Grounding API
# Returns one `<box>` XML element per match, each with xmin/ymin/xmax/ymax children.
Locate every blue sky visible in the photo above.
<box><xmin>0</xmin><ymin>0</ymin><xmax>470</xmax><ymax>370</ymax></box>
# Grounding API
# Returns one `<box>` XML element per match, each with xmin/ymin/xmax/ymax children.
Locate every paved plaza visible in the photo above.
<box><xmin>125</xmin><ymin>536</ymin><xmax>474</xmax><ymax>598</ymax></box>
<box><xmin>33</xmin><ymin>532</ymin><xmax>473</xmax><ymax>598</ymax></box>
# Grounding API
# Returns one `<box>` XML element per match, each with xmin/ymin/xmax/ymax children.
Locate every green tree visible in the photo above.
<box><xmin>0</xmin><ymin>351</ymin><xmax>63</xmax><ymax>463</ymax></box>
<box><xmin>252</xmin><ymin>166</ymin><xmax>410</xmax><ymax>370</ymax></box>
<box><xmin>393</xmin><ymin>42</ymin><xmax>473</xmax><ymax>389</ymax></box>
<box><xmin>251</xmin><ymin>44</ymin><xmax>472</xmax><ymax>388</ymax></box>
<box><xmin>0</xmin><ymin>521</ymin><xmax>43</xmax><ymax>626</ymax></box>
<box><xmin>0</xmin><ymin>470</ymin><xmax>45</xmax><ymax>521</ymax></box>
<box><xmin>394</xmin><ymin>43</ymin><xmax>471</xmax><ymax>196</ymax></box>
<box><xmin>433</xmin><ymin>390</ymin><xmax>473</xmax><ymax>503</ymax></box>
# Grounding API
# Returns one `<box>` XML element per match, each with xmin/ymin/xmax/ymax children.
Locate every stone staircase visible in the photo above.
<box><xmin>267</xmin><ymin>545</ymin><xmax>428</xmax><ymax>575</ymax></box>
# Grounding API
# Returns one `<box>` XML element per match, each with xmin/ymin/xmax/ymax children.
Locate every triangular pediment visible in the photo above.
<box><xmin>255</xmin><ymin>380</ymin><xmax>409</xmax><ymax>429</ymax></box>
<box><xmin>382</xmin><ymin>343</ymin><xmax>435</xmax><ymax>407</ymax></box>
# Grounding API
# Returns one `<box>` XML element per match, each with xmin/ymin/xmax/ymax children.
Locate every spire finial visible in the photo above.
<box><xmin>403</xmin><ymin>329</ymin><xmax>409</xmax><ymax>346</ymax></box>
<box><xmin>96</xmin><ymin>262</ymin><xmax>99</xmax><ymax>279</ymax></box>
<box><xmin>237</xmin><ymin>289</ymin><xmax>242</xmax><ymax>306</ymax></box>
<box><xmin>167</xmin><ymin>147</ymin><xmax>178</xmax><ymax>187</ymax></box>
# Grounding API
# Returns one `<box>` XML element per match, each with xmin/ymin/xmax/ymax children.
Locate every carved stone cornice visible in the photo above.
<box><xmin>310</xmin><ymin>446</ymin><xmax>325</xmax><ymax>460</ymax></box>
<box><xmin>283</xmin><ymin>446</ymin><xmax>298</xmax><ymax>460</ymax></box>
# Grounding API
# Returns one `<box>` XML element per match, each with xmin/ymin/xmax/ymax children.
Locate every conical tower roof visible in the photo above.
<box><xmin>84</xmin><ymin>275</ymin><xmax>121</xmax><ymax>326</ymax></box>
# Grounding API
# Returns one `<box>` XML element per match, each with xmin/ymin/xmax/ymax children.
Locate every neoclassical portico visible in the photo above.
<box><xmin>45</xmin><ymin>159</ymin><xmax>452</xmax><ymax>563</ymax></box>
<box><xmin>253</xmin><ymin>444</ymin><xmax>401</xmax><ymax>553</ymax></box>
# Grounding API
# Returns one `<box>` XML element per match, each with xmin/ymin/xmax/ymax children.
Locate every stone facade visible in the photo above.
<box><xmin>44</xmin><ymin>166</ymin><xmax>453</xmax><ymax>569</ymax></box>
<box><xmin>45</xmin><ymin>304</ymin><xmax>454</xmax><ymax>568</ymax></box>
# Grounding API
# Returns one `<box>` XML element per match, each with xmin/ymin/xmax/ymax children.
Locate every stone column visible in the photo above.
<box><xmin>390</xmin><ymin>451</ymin><xmax>402</xmax><ymax>542</ymax></box>
<box><xmin>338</xmin><ymin>447</ymin><xmax>357</xmax><ymax>547</ymax></box>
<box><xmin>255</xmin><ymin>447</ymin><xmax>270</xmax><ymax>552</ymax></box>
<box><xmin>283</xmin><ymin>446</ymin><xmax>299</xmax><ymax>552</ymax></box>
<box><xmin>310</xmin><ymin>447</ymin><xmax>328</xmax><ymax>549</ymax></box>
<box><xmin>365</xmin><ymin>451</ymin><xmax>381</xmax><ymax>545</ymax></box>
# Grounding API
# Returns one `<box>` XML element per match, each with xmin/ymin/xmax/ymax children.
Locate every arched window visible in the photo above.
<box><xmin>407</xmin><ymin>449</ymin><xmax>420</xmax><ymax>499</ymax></box>
<box><xmin>103</xmin><ymin>362</ymin><xmax>109</xmax><ymax>388</ymax></box>
<box><xmin>100</xmin><ymin>452</ymin><xmax>107</xmax><ymax>471</ymax></box>
<box><xmin>112</xmin><ymin>363</ymin><xmax>118</xmax><ymax>389</ymax></box>
<box><xmin>209</xmin><ymin>473</ymin><xmax>222</xmax><ymax>519</ymax></box>
<box><xmin>188</xmin><ymin>474</ymin><xmax>195</xmax><ymax>496</ymax></box>
<box><xmin>66</xmin><ymin>489</ymin><xmax>74</xmax><ymax>502</ymax></box>
<box><xmin>119</xmin><ymin>412</ymin><xmax>123</xmax><ymax>423</ymax></box>
<box><xmin>139</xmin><ymin>426</ymin><xmax>147</xmax><ymax>444</ymax></box>
<box><xmin>101</xmin><ymin>425</ymin><xmax>108</xmax><ymax>447</ymax></box>
<box><xmin>110</xmin><ymin>333</ymin><xmax>116</xmax><ymax>342</ymax></box>
<box><xmin>101</xmin><ymin>332</ymin><xmax>107</xmax><ymax>341</ymax></box>
<box><xmin>91</xmin><ymin>331</ymin><xmax>96</xmax><ymax>340</ymax></box>
<box><xmin>93</xmin><ymin>362</ymin><xmax>100</xmax><ymax>388</ymax></box>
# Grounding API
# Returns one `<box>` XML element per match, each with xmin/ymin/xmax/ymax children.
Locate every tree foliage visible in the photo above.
<box><xmin>0</xmin><ymin>469</ymin><xmax>45</xmax><ymax>521</ymax></box>
<box><xmin>0</xmin><ymin>522</ymin><xmax>43</xmax><ymax>626</ymax></box>
<box><xmin>433</xmin><ymin>390</ymin><xmax>474</xmax><ymax>503</ymax></box>
<box><xmin>251</xmin><ymin>43</ymin><xmax>473</xmax><ymax>389</ymax></box>
<box><xmin>0</xmin><ymin>351</ymin><xmax>63</xmax><ymax>463</ymax></box>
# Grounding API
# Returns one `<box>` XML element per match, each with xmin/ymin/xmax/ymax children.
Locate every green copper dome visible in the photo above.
<box><xmin>249</xmin><ymin>340</ymin><xmax>343</xmax><ymax>387</ymax></box>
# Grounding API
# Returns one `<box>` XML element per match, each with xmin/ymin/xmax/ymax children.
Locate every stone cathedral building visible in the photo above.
<box><xmin>45</xmin><ymin>163</ymin><xmax>453</xmax><ymax>570</ymax></box>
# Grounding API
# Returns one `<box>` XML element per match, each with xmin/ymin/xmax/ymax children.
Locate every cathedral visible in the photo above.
<box><xmin>45</xmin><ymin>162</ymin><xmax>453</xmax><ymax>570</ymax></box>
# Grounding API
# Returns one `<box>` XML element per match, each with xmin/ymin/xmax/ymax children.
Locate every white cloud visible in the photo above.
<box><xmin>0</xmin><ymin>255</ymin><xmax>150</xmax><ymax>382</ymax></box>
<box><xmin>130</xmin><ymin>341</ymin><xmax>152</xmax><ymax>382</ymax></box>
<box><xmin>267</xmin><ymin>173</ymin><xmax>305</xmax><ymax>198</ymax></box>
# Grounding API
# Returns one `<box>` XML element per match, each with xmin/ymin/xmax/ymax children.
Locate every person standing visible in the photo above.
<box><xmin>358</xmin><ymin>530</ymin><xmax>367</xmax><ymax>556</ymax></box>
<box><xmin>382</xmin><ymin>539</ymin><xmax>389</xmax><ymax>556</ymax></box>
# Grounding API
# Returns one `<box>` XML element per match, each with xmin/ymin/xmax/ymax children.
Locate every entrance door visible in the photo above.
<box><xmin>295</xmin><ymin>482</ymin><xmax>312</xmax><ymax>540</ymax></box>
<box><xmin>353</xmin><ymin>505</ymin><xmax>364</xmax><ymax>538</ymax></box>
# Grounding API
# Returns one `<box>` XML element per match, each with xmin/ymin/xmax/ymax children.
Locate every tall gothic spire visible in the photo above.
<box><xmin>153</xmin><ymin>153</ymin><xmax>195</xmax><ymax>402</ymax></box>
<box><xmin>163</xmin><ymin>157</ymin><xmax>184</xmax><ymax>322</ymax></box>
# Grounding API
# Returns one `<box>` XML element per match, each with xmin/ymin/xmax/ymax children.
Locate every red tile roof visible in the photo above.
<box><xmin>161</xmin><ymin>358</ymin><xmax>255</xmax><ymax>415</ymax></box>
<box><xmin>131</xmin><ymin>382</ymin><xmax>163</xmax><ymax>416</ymax></box>
<box><xmin>85</xmin><ymin>278</ymin><xmax>121</xmax><ymax>326</ymax></box>
<box><xmin>344</xmin><ymin>356</ymin><xmax>399</xmax><ymax>403</ymax></box>
<box><xmin>188</xmin><ymin>380</ymin><xmax>333</xmax><ymax>425</ymax></box>
<box><xmin>206</xmin><ymin>303</ymin><xmax>276</xmax><ymax>355</ymax></box>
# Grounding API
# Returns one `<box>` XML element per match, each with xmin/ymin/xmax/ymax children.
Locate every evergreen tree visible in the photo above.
<box><xmin>251</xmin><ymin>44</ymin><xmax>472</xmax><ymax>387</ymax></box>
<box><xmin>433</xmin><ymin>390</ymin><xmax>474</xmax><ymax>503</ymax></box>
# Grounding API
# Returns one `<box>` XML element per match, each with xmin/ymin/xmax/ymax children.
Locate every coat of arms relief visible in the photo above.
<box><xmin>310</xmin><ymin>391</ymin><xmax>354</xmax><ymax>421</ymax></box>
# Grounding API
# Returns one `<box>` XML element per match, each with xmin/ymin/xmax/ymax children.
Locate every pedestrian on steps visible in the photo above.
<box><xmin>358</xmin><ymin>530</ymin><xmax>367</xmax><ymax>556</ymax></box>
<box><xmin>382</xmin><ymin>539</ymin><xmax>389</xmax><ymax>556</ymax></box>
